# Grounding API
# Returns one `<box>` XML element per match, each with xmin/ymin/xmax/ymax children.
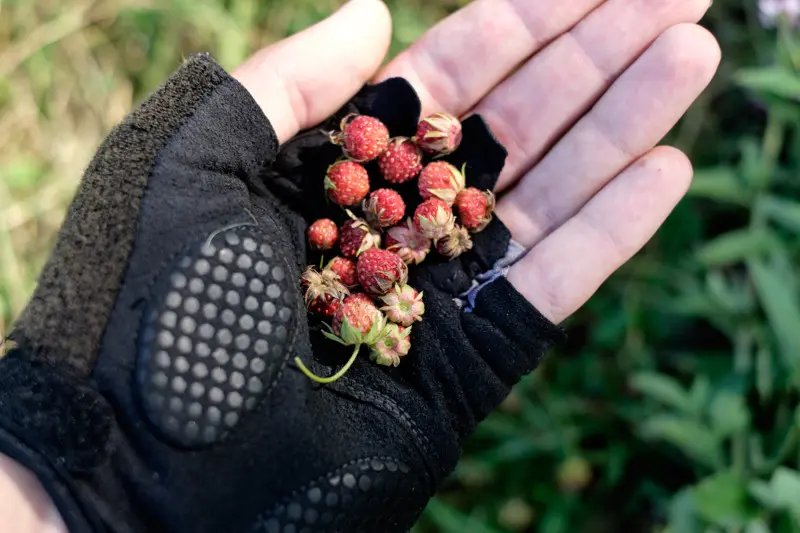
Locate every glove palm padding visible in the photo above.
<box><xmin>1</xmin><ymin>55</ymin><xmax>563</xmax><ymax>533</ymax></box>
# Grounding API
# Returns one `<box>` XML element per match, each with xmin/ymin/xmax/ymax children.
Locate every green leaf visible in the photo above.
<box><xmin>423</xmin><ymin>498</ymin><xmax>506</xmax><ymax>533</ymax></box>
<box><xmin>668</xmin><ymin>489</ymin><xmax>699</xmax><ymax>533</ymax></box>
<box><xmin>692</xmin><ymin>470</ymin><xmax>750</xmax><ymax>528</ymax></box>
<box><xmin>629</xmin><ymin>372</ymin><xmax>692</xmax><ymax>412</ymax></box>
<box><xmin>735</xmin><ymin>67</ymin><xmax>800</xmax><ymax>100</ymax></box>
<box><xmin>744</xmin><ymin>519</ymin><xmax>771</xmax><ymax>533</ymax></box>
<box><xmin>688</xmin><ymin>166</ymin><xmax>751</xmax><ymax>205</ymax></box>
<box><xmin>749</xmin><ymin>258</ymin><xmax>800</xmax><ymax>371</ymax></box>
<box><xmin>708</xmin><ymin>392</ymin><xmax>750</xmax><ymax>437</ymax></box>
<box><xmin>639</xmin><ymin>415</ymin><xmax>723</xmax><ymax>469</ymax></box>
<box><xmin>695</xmin><ymin>228</ymin><xmax>781</xmax><ymax>267</ymax></box>
<box><xmin>689</xmin><ymin>375</ymin><xmax>711</xmax><ymax>416</ymax></box>
<box><xmin>749</xmin><ymin>467</ymin><xmax>800</xmax><ymax>520</ymax></box>
<box><xmin>758</xmin><ymin>195</ymin><xmax>800</xmax><ymax>235</ymax></box>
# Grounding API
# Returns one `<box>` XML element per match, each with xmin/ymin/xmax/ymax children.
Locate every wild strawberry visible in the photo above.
<box><xmin>379</xmin><ymin>285</ymin><xmax>425</xmax><ymax>327</ymax></box>
<box><xmin>414</xmin><ymin>198</ymin><xmax>455</xmax><ymax>241</ymax></box>
<box><xmin>435</xmin><ymin>224</ymin><xmax>473</xmax><ymax>260</ymax></box>
<box><xmin>307</xmin><ymin>218</ymin><xmax>338</xmax><ymax>250</ymax></box>
<box><xmin>301</xmin><ymin>266</ymin><xmax>349</xmax><ymax>317</ymax></box>
<box><xmin>339</xmin><ymin>211</ymin><xmax>381</xmax><ymax>258</ymax></box>
<box><xmin>455</xmin><ymin>188</ymin><xmax>496</xmax><ymax>232</ymax></box>
<box><xmin>331</xmin><ymin>114</ymin><xmax>390</xmax><ymax>162</ymax></box>
<box><xmin>344</xmin><ymin>292</ymin><xmax>377</xmax><ymax>308</ymax></box>
<box><xmin>295</xmin><ymin>299</ymin><xmax>386</xmax><ymax>383</ymax></box>
<box><xmin>385</xmin><ymin>219</ymin><xmax>432</xmax><ymax>265</ymax></box>
<box><xmin>325</xmin><ymin>161</ymin><xmax>370</xmax><ymax>206</ymax></box>
<box><xmin>378</xmin><ymin>137</ymin><xmax>423</xmax><ymax>184</ymax></box>
<box><xmin>326</xmin><ymin>257</ymin><xmax>358</xmax><ymax>288</ymax></box>
<box><xmin>370</xmin><ymin>323</ymin><xmax>411</xmax><ymax>368</ymax></box>
<box><xmin>357</xmin><ymin>248</ymin><xmax>409</xmax><ymax>296</ymax></box>
<box><xmin>418</xmin><ymin>161</ymin><xmax>465</xmax><ymax>205</ymax></box>
<box><xmin>363</xmin><ymin>188</ymin><xmax>405</xmax><ymax>228</ymax></box>
<box><xmin>415</xmin><ymin>113</ymin><xmax>463</xmax><ymax>156</ymax></box>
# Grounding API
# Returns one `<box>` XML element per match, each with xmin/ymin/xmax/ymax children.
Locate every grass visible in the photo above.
<box><xmin>3</xmin><ymin>0</ymin><xmax>800</xmax><ymax>532</ymax></box>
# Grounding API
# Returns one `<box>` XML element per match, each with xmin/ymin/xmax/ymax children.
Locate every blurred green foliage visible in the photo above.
<box><xmin>2</xmin><ymin>0</ymin><xmax>800</xmax><ymax>531</ymax></box>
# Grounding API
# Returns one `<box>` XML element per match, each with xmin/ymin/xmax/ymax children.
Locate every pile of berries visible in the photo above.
<box><xmin>295</xmin><ymin>112</ymin><xmax>495</xmax><ymax>383</ymax></box>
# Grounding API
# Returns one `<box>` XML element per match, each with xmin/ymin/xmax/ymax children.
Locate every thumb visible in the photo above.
<box><xmin>232</xmin><ymin>0</ymin><xmax>393</xmax><ymax>144</ymax></box>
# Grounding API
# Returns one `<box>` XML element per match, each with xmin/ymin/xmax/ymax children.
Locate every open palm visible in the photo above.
<box><xmin>233</xmin><ymin>0</ymin><xmax>720</xmax><ymax>324</ymax></box>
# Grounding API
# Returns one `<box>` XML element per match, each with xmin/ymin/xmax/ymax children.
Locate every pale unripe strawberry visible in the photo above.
<box><xmin>378</xmin><ymin>137</ymin><xmax>423</xmax><ymax>184</ymax></box>
<box><xmin>418</xmin><ymin>161</ymin><xmax>465</xmax><ymax>205</ymax></box>
<box><xmin>385</xmin><ymin>219</ymin><xmax>432</xmax><ymax>265</ymax></box>
<box><xmin>356</xmin><ymin>249</ymin><xmax>409</xmax><ymax>296</ymax></box>
<box><xmin>414</xmin><ymin>198</ymin><xmax>455</xmax><ymax>241</ymax></box>
<box><xmin>370</xmin><ymin>323</ymin><xmax>411</xmax><ymax>367</ymax></box>
<box><xmin>332</xmin><ymin>114</ymin><xmax>390</xmax><ymax>162</ymax></box>
<box><xmin>455</xmin><ymin>188</ymin><xmax>496</xmax><ymax>232</ymax></box>
<box><xmin>307</xmin><ymin>219</ymin><xmax>338</xmax><ymax>250</ymax></box>
<box><xmin>415</xmin><ymin>113</ymin><xmax>463</xmax><ymax>156</ymax></box>
<box><xmin>325</xmin><ymin>161</ymin><xmax>370</xmax><ymax>206</ymax></box>
<box><xmin>379</xmin><ymin>285</ymin><xmax>425</xmax><ymax>327</ymax></box>
<box><xmin>435</xmin><ymin>224</ymin><xmax>473</xmax><ymax>260</ymax></box>
<box><xmin>363</xmin><ymin>188</ymin><xmax>405</xmax><ymax>228</ymax></box>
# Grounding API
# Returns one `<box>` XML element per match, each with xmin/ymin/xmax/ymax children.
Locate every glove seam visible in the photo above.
<box><xmin>331</xmin><ymin>378</ymin><xmax>441</xmax><ymax>487</ymax></box>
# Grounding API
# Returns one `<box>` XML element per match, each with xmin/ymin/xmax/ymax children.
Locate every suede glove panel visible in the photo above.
<box><xmin>0</xmin><ymin>54</ymin><xmax>564</xmax><ymax>533</ymax></box>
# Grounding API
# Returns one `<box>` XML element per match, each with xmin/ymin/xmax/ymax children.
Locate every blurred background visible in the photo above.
<box><xmin>2</xmin><ymin>0</ymin><xmax>800</xmax><ymax>531</ymax></box>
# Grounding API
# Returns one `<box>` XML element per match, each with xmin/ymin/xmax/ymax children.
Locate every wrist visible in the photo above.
<box><xmin>0</xmin><ymin>454</ymin><xmax>66</xmax><ymax>533</ymax></box>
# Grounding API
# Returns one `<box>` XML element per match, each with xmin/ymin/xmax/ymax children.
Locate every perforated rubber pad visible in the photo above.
<box><xmin>252</xmin><ymin>457</ymin><xmax>414</xmax><ymax>533</ymax></box>
<box><xmin>136</xmin><ymin>226</ymin><xmax>297</xmax><ymax>447</ymax></box>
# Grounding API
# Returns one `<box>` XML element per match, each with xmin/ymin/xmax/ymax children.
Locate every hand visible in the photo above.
<box><xmin>0</xmin><ymin>1</ymin><xmax>720</xmax><ymax>532</ymax></box>
<box><xmin>234</xmin><ymin>0</ymin><xmax>721</xmax><ymax>324</ymax></box>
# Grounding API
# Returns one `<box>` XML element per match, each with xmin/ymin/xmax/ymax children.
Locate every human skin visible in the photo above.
<box><xmin>1</xmin><ymin>0</ymin><xmax>720</xmax><ymax>529</ymax></box>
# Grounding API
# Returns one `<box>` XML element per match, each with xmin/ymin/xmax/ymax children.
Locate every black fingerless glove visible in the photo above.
<box><xmin>0</xmin><ymin>54</ymin><xmax>564</xmax><ymax>533</ymax></box>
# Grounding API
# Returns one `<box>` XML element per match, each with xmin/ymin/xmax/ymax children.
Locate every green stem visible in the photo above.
<box><xmin>295</xmin><ymin>344</ymin><xmax>360</xmax><ymax>384</ymax></box>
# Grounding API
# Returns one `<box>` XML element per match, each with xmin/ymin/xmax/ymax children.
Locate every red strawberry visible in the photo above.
<box><xmin>363</xmin><ymin>188</ymin><xmax>405</xmax><ymax>228</ymax></box>
<box><xmin>325</xmin><ymin>161</ymin><xmax>370</xmax><ymax>206</ymax></box>
<box><xmin>344</xmin><ymin>292</ymin><xmax>377</xmax><ymax>309</ymax></box>
<box><xmin>414</xmin><ymin>198</ymin><xmax>455</xmax><ymax>241</ymax></box>
<box><xmin>307</xmin><ymin>218</ymin><xmax>338</xmax><ymax>250</ymax></box>
<box><xmin>415</xmin><ymin>113</ymin><xmax>463</xmax><ymax>156</ymax></box>
<box><xmin>301</xmin><ymin>267</ymin><xmax>349</xmax><ymax>317</ymax></box>
<box><xmin>378</xmin><ymin>137</ymin><xmax>423</xmax><ymax>184</ymax></box>
<box><xmin>326</xmin><ymin>257</ymin><xmax>358</xmax><ymax>288</ymax></box>
<box><xmin>385</xmin><ymin>219</ymin><xmax>432</xmax><ymax>265</ymax></box>
<box><xmin>331</xmin><ymin>114</ymin><xmax>390</xmax><ymax>162</ymax></box>
<box><xmin>435</xmin><ymin>224</ymin><xmax>473</xmax><ymax>260</ymax></box>
<box><xmin>356</xmin><ymin>248</ymin><xmax>409</xmax><ymax>296</ymax></box>
<box><xmin>339</xmin><ymin>212</ymin><xmax>381</xmax><ymax>257</ymax></box>
<box><xmin>455</xmin><ymin>188</ymin><xmax>496</xmax><ymax>232</ymax></box>
<box><xmin>296</xmin><ymin>299</ymin><xmax>386</xmax><ymax>383</ymax></box>
<box><xmin>418</xmin><ymin>161</ymin><xmax>465</xmax><ymax>205</ymax></box>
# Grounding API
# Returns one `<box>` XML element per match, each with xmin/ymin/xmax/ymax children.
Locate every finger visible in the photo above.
<box><xmin>507</xmin><ymin>146</ymin><xmax>692</xmax><ymax>324</ymax></box>
<box><xmin>497</xmin><ymin>23</ymin><xmax>720</xmax><ymax>249</ymax></box>
<box><xmin>473</xmin><ymin>0</ymin><xmax>712</xmax><ymax>191</ymax></box>
<box><xmin>375</xmin><ymin>0</ymin><xmax>604</xmax><ymax>117</ymax></box>
<box><xmin>232</xmin><ymin>0</ymin><xmax>392</xmax><ymax>144</ymax></box>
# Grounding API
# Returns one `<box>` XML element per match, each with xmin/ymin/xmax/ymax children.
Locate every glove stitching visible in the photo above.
<box><xmin>332</xmin><ymin>379</ymin><xmax>439</xmax><ymax>486</ymax></box>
